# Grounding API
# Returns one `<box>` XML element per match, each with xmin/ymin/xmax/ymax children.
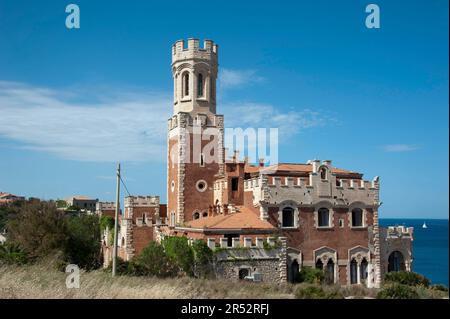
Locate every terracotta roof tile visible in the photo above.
<box><xmin>245</xmin><ymin>163</ymin><xmax>357</xmax><ymax>175</ymax></box>
<box><xmin>187</xmin><ymin>206</ymin><xmax>275</xmax><ymax>230</ymax></box>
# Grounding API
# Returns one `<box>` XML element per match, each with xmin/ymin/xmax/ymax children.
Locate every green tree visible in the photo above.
<box><xmin>65</xmin><ymin>214</ymin><xmax>101</xmax><ymax>270</ymax></box>
<box><xmin>162</xmin><ymin>236</ymin><xmax>194</xmax><ymax>276</ymax></box>
<box><xmin>7</xmin><ymin>201</ymin><xmax>68</xmax><ymax>260</ymax></box>
<box><xmin>132</xmin><ymin>241</ymin><xmax>178</xmax><ymax>277</ymax></box>
<box><xmin>191</xmin><ymin>239</ymin><xmax>214</xmax><ymax>278</ymax></box>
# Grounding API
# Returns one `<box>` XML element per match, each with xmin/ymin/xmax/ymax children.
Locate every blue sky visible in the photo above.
<box><xmin>0</xmin><ymin>0</ymin><xmax>448</xmax><ymax>218</ymax></box>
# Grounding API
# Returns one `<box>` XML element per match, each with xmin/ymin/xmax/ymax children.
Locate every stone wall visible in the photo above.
<box><xmin>210</xmin><ymin>237</ymin><xmax>287</xmax><ymax>284</ymax></box>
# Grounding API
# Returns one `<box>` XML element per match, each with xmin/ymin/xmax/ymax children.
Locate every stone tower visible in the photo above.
<box><xmin>167</xmin><ymin>39</ymin><xmax>224</xmax><ymax>226</ymax></box>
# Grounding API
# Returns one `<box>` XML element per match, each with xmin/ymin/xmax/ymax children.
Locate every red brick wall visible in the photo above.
<box><xmin>268</xmin><ymin>205</ymin><xmax>372</xmax><ymax>284</ymax></box>
<box><xmin>132</xmin><ymin>226</ymin><xmax>154</xmax><ymax>256</ymax></box>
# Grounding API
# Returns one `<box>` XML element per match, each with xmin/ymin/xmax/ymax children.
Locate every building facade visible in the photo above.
<box><xmin>103</xmin><ymin>39</ymin><xmax>413</xmax><ymax>287</ymax></box>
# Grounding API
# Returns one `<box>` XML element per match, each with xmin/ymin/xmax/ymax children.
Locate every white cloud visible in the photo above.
<box><xmin>0</xmin><ymin>81</ymin><xmax>331</xmax><ymax>163</ymax></box>
<box><xmin>0</xmin><ymin>81</ymin><xmax>170</xmax><ymax>162</ymax></box>
<box><xmin>382</xmin><ymin>144</ymin><xmax>420</xmax><ymax>152</ymax></box>
<box><xmin>222</xmin><ymin>102</ymin><xmax>329</xmax><ymax>137</ymax></box>
<box><xmin>219</xmin><ymin>68</ymin><xmax>264</xmax><ymax>89</ymax></box>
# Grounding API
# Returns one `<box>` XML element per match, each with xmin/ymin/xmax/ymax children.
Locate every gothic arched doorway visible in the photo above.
<box><xmin>288</xmin><ymin>260</ymin><xmax>300</xmax><ymax>283</ymax></box>
<box><xmin>388</xmin><ymin>251</ymin><xmax>405</xmax><ymax>272</ymax></box>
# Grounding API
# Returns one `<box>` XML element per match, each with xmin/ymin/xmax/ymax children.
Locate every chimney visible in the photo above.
<box><xmin>258</xmin><ymin>158</ymin><xmax>265</xmax><ymax>167</ymax></box>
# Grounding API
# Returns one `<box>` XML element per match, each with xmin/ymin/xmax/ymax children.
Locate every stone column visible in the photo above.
<box><xmin>372</xmin><ymin>209</ymin><xmax>382</xmax><ymax>288</ymax></box>
<box><xmin>278</xmin><ymin>237</ymin><xmax>287</xmax><ymax>283</ymax></box>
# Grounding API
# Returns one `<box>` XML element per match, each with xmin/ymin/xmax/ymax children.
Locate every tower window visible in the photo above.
<box><xmin>200</xmin><ymin>153</ymin><xmax>205</xmax><ymax>167</ymax></box>
<box><xmin>231</xmin><ymin>177</ymin><xmax>239</xmax><ymax>191</ymax></box>
<box><xmin>320</xmin><ymin>167</ymin><xmax>327</xmax><ymax>180</ymax></box>
<box><xmin>182</xmin><ymin>72</ymin><xmax>189</xmax><ymax>97</ymax></box>
<box><xmin>352</xmin><ymin>208</ymin><xmax>363</xmax><ymax>227</ymax></box>
<box><xmin>281</xmin><ymin>207</ymin><xmax>295</xmax><ymax>228</ymax></box>
<box><xmin>318</xmin><ymin>208</ymin><xmax>330</xmax><ymax>227</ymax></box>
<box><xmin>197</xmin><ymin>73</ymin><xmax>204</xmax><ymax>97</ymax></box>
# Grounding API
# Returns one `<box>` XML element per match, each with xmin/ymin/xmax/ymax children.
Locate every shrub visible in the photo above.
<box><xmin>99</xmin><ymin>216</ymin><xmax>115</xmax><ymax>232</ymax></box>
<box><xmin>384</xmin><ymin>271</ymin><xmax>430</xmax><ymax>287</ymax></box>
<box><xmin>191</xmin><ymin>239</ymin><xmax>214</xmax><ymax>278</ymax></box>
<box><xmin>133</xmin><ymin>241</ymin><xmax>178</xmax><ymax>277</ymax></box>
<box><xmin>162</xmin><ymin>236</ymin><xmax>194</xmax><ymax>276</ymax></box>
<box><xmin>6</xmin><ymin>201</ymin><xmax>68</xmax><ymax>260</ymax></box>
<box><xmin>64</xmin><ymin>214</ymin><xmax>102</xmax><ymax>270</ymax></box>
<box><xmin>0</xmin><ymin>242</ymin><xmax>28</xmax><ymax>265</ymax></box>
<box><xmin>376</xmin><ymin>283</ymin><xmax>419</xmax><ymax>299</ymax></box>
<box><xmin>430</xmin><ymin>284</ymin><xmax>449</xmax><ymax>292</ymax></box>
<box><xmin>295</xmin><ymin>285</ymin><xmax>343</xmax><ymax>299</ymax></box>
<box><xmin>298</xmin><ymin>266</ymin><xmax>325</xmax><ymax>284</ymax></box>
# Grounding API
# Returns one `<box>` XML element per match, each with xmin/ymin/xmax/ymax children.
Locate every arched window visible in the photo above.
<box><xmin>193</xmin><ymin>212</ymin><xmax>200</xmax><ymax>220</ymax></box>
<box><xmin>320</xmin><ymin>167</ymin><xmax>327</xmax><ymax>180</ymax></box>
<box><xmin>360</xmin><ymin>258</ymin><xmax>368</xmax><ymax>282</ymax></box>
<box><xmin>282</xmin><ymin>207</ymin><xmax>294</xmax><ymax>227</ymax></box>
<box><xmin>318</xmin><ymin>208</ymin><xmax>330</xmax><ymax>227</ymax></box>
<box><xmin>350</xmin><ymin>258</ymin><xmax>358</xmax><ymax>284</ymax></box>
<box><xmin>197</xmin><ymin>73</ymin><xmax>204</xmax><ymax>97</ymax></box>
<box><xmin>325</xmin><ymin>259</ymin><xmax>335</xmax><ymax>284</ymax></box>
<box><xmin>315</xmin><ymin>259</ymin><xmax>323</xmax><ymax>270</ymax></box>
<box><xmin>182</xmin><ymin>72</ymin><xmax>189</xmax><ymax>97</ymax></box>
<box><xmin>388</xmin><ymin>251</ymin><xmax>405</xmax><ymax>272</ymax></box>
<box><xmin>352</xmin><ymin>208</ymin><xmax>363</xmax><ymax>227</ymax></box>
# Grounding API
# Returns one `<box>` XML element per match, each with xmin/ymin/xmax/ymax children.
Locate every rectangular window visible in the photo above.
<box><xmin>199</xmin><ymin>153</ymin><xmax>204</xmax><ymax>167</ymax></box>
<box><xmin>318</xmin><ymin>208</ymin><xmax>330</xmax><ymax>227</ymax></box>
<box><xmin>231</xmin><ymin>177</ymin><xmax>239</xmax><ymax>191</ymax></box>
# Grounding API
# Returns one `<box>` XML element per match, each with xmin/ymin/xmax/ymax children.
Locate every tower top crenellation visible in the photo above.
<box><xmin>172</xmin><ymin>38</ymin><xmax>218</xmax><ymax>63</ymax></box>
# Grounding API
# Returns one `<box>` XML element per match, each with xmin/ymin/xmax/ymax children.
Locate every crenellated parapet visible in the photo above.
<box><xmin>245</xmin><ymin>160</ymin><xmax>380</xmax><ymax>209</ymax></box>
<box><xmin>172</xmin><ymin>39</ymin><xmax>218</xmax><ymax>65</ymax></box>
<box><xmin>124</xmin><ymin>195</ymin><xmax>160</xmax><ymax>208</ymax></box>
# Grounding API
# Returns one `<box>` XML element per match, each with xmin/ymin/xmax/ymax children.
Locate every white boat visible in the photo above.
<box><xmin>422</xmin><ymin>222</ymin><xmax>427</xmax><ymax>229</ymax></box>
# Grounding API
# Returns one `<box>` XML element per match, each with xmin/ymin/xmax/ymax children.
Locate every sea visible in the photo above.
<box><xmin>380</xmin><ymin>218</ymin><xmax>449</xmax><ymax>286</ymax></box>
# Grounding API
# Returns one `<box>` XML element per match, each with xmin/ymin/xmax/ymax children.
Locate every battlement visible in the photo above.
<box><xmin>124</xmin><ymin>195</ymin><xmax>160</xmax><ymax>207</ymax></box>
<box><xmin>204</xmin><ymin>236</ymin><xmax>283</xmax><ymax>250</ymax></box>
<box><xmin>384</xmin><ymin>226</ymin><xmax>414</xmax><ymax>239</ymax></box>
<box><xmin>172</xmin><ymin>38</ymin><xmax>218</xmax><ymax>63</ymax></box>
<box><xmin>96</xmin><ymin>201</ymin><xmax>116</xmax><ymax>210</ymax></box>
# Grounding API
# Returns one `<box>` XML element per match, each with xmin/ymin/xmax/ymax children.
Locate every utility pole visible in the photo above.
<box><xmin>112</xmin><ymin>163</ymin><xmax>120</xmax><ymax>277</ymax></box>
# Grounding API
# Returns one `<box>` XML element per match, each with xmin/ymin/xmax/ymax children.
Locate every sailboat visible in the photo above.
<box><xmin>422</xmin><ymin>222</ymin><xmax>428</xmax><ymax>229</ymax></box>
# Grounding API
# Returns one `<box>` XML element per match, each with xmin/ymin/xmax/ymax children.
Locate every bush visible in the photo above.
<box><xmin>430</xmin><ymin>284</ymin><xmax>449</xmax><ymax>292</ymax></box>
<box><xmin>295</xmin><ymin>285</ymin><xmax>343</xmax><ymax>299</ymax></box>
<box><xmin>376</xmin><ymin>283</ymin><xmax>419</xmax><ymax>299</ymax></box>
<box><xmin>132</xmin><ymin>241</ymin><xmax>179</xmax><ymax>277</ymax></box>
<box><xmin>99</xmin><ymin>216</ymin><xmax>115</xmax><ymax>231</ymax></box>
<box><xmin>162</xmin><ymin>236</ymin><xmax>194</xmax><ymax>276</ymax></box>
<box><xmin>384</xmin><ymin>271</ymin><xmax>430</xmax><ymax>287</ymax></box>
<box><xmin>6</xmin><ymin>201</ymin><xmax>68</xmax><ymax>260</ymax></box>
<box><xmin>191</xmin><ymin>239</ymin><xmax>214</xmax><ymax>278</ymax></box>
<box><xmin>298</xmin><ymin>266</ymin><xmax>325</xmax><ymax>284</ymax></box>
<box><xmin>64</xmin><ymin>214</ymin><xmax>102</xmax><ymax>270</ymax></box>
<box><xmin>0</xmin><ymin>242</ymin><xmax>28</xmax><ymax>265</ymax></box>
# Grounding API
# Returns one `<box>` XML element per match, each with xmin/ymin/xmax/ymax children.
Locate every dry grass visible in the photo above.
<box><xmin>0</xmin><ymin>263</ymin><xmax>296</xmax><ymax>299</ymax></box>
<box><xmin>3</xmin><ymin>263</ymin><xmax>444</xmax><ymax>299</ymax></box>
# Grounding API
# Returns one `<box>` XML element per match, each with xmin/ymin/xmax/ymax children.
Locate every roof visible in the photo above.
<box><xmin>187</xmin><ymin>206</ymin><xmax>275</xmax><ymax>230</ymax></box>
<box><xmin>66</xmin><ymin>195</ymin><xmax>96</xmax><ymax>201</ymax></box>
<box><xmin>245</xmin><ymin>163</ymin><xmax>358</xmax><ymax>175</ymax></box>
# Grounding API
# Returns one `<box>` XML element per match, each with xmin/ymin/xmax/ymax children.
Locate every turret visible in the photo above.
<box><xmin>171</xmin><ymin>38</ymin><xmax>218</xmax><ymax>116</ymax></box>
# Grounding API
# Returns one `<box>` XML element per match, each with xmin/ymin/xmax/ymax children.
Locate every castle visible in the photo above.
<box><xmin>101</xmin><ymin>39</ymin><xmax>413</xmax><ymax>287</ymax></box>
